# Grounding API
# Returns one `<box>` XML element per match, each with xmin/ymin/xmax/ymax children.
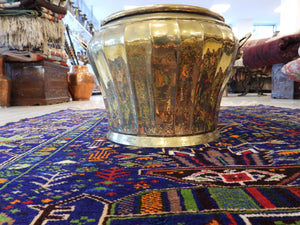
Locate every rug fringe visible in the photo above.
<box><xmin>0</xmin><ymin>16</ymin><xmax>65</xmax><ymax>52</ymax></box>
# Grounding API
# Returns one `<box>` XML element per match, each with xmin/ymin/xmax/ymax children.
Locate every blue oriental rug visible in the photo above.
<box><xmin>0</xmin><ymin>105</ymin><xmax>299</xmax><ymax>225</ymax></box>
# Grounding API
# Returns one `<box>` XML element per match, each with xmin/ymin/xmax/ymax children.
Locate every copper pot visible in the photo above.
<box><xmin>68</xmin><ymin>65</ymin><xmax>95</xmax><ymax>101</ymax></box>
<box><xmin>0</xmin><ymin>57</ymin><xmax>11</xmax><ymax>107</ymax></box>
<box><xmin>88</xmin><ymin>4</ymin><xmax>239</xmax><ymax>147</ymax></box>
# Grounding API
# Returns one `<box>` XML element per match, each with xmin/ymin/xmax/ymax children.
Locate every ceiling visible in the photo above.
<box><xmin>82</xmin><ymin>0</ymin><xmax>281</xmax><ymax>27</ymax></box>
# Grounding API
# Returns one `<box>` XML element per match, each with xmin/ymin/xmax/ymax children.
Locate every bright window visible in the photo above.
<box><xmin>251</xmin><ymin>25</ymin><xmax>278</xmax><ymax>39</ymax></box>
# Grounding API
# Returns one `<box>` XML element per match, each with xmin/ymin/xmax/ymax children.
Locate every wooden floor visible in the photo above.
<box><xmin>0</xmin><ymin>93</ymin><xmax>299</xmax><ymax>127</ymax></box>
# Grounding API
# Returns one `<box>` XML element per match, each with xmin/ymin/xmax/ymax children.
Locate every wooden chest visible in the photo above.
<box><xmin>5</xmin><ymin>60</ymin><xmax>70</xmax><ymax>105</ymax></box>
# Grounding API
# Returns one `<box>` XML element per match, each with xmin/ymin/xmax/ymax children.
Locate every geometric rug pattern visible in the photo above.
<box><xmin>0</xmin><ymin>105</ymin><xmax>299</xmax><ymax>224</ymax></box>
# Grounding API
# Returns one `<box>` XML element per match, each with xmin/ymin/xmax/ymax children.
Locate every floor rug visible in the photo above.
<box><xmin>0</xmin><ymin>105</ymin><xmax>299</xmax><ymax>225</ymax></box>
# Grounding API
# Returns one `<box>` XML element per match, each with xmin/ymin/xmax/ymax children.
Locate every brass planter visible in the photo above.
<box><xmin>87</xmin><ymin>4</ymin><xmax>238</xmax><ymax>147</ymax></box>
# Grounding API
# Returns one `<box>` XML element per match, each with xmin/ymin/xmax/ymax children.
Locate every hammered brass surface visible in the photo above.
<box><xmin>88</xmin><ymin>4</ymin><xmax>238</xmax><ymax>147</ymax></box>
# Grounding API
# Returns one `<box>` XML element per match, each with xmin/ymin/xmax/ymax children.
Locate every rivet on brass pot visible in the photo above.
<box><xmin>0</xmin><ymin>57</ymin><xmax>11</xmax><ymax>107</ymax></box>
<box><xmin>87</xmin><ymin>4</ymin><xmax>239</xmax><ymax>147</ymax></box>
<box><xmin>68</xmin><ymin>65</ymin><xmax>95</xmax><ymax>101</ymax></box>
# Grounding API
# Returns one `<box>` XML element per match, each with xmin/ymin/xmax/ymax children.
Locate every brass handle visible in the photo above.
<box><xmin>238</xmin><ymin>32</ymin><xmax>252</xmax><ymax>50</ymax></box>
<box><xmin>235</xmin><ymin>32</ymin><xmax>252</xmax><ymax>60</ymax></box>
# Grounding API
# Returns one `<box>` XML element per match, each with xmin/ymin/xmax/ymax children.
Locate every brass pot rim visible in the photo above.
<box><xmin>101</xmin><ymin>4</ymin><xmax>224</xmax><ymax>26</ymax></box>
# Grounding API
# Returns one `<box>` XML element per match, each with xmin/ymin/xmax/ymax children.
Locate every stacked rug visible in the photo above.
<box><xmin>242</xmin><ymin>33</ymin><xmax>300</xmax><ymax>70</ymax></box>
<box><xmin>0</xmin><ymin>105</ymin><xmax>299</xmax><ymax>224</ymax></box>
<box><xmin>281</xmin><ymin>46</ymin><xmax>300</xmax><ymax>82</ymax></box>
<box><xmin>0</xmin><ymin>0</ymin><xmax>68</xmax><ymax>65</ymax></box>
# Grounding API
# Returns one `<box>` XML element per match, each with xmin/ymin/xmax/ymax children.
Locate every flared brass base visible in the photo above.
<box><xmin>107</xmin><ymin>130</ymin><xmax>220</xmax><ymax>148</ymax></box>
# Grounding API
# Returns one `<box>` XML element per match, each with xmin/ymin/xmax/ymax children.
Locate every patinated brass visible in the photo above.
<box><xmin>88</xmin><ymin>4</ymin><xmax>239</xmax><ymax>147</ymax></box>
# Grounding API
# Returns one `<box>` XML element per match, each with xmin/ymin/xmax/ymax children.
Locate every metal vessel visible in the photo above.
<box><xmin>0</xmin><ymin>57</ymin><xmax>11</xmax><ymax>107</ymax></box>
<box><xmin>68</xmin><ymin>65</ymin><xmax>95</xmax><ymax>101</ymax></box>
<box><xmin>88</xmin><ymin>4</ymin><xmax>239</xmax><ymax>147</ymax></box>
